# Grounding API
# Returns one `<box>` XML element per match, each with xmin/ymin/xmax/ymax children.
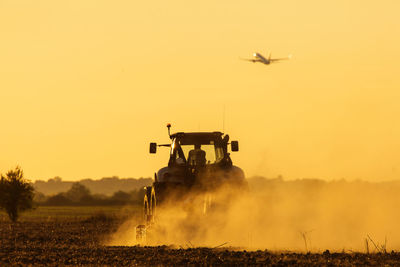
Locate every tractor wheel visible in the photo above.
<box><xmin>150</xmin><ymin>187</ymin><xmax>157</xmax><ymax>221</ymax></box>
<box><xmin>143</xmin><ymin>187</ymin><xmax>152</xmax><ymax>224</ymax></box>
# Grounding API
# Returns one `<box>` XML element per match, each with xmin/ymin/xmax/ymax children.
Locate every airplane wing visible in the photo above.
<box><xmin>270</xmin><ymin>55</ymin><xmax>292</xmax><ymax>62</ymax></box>
<box><xmin>270</xmin><ymin>58</ymin><xmax>290</xmax><ymax>62</ymax></box>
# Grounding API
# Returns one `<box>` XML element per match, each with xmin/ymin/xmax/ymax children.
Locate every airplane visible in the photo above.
<box><xmin>240</xmin><ymin>52</ymin><xmax>292</xmax><ymax>65</ymax></box>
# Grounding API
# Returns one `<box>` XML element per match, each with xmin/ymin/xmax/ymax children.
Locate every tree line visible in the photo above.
<box><xmin>35</xmin><ymin>182</ymin><xmax>146</xmax><ymax>206</ymax></box>
<box><xmin>0</xmin><ymin>166</ymin><xmax>147</xmax><ymax>222</ymax></box>
<box><xmin>33</xmin><ymin>176</ymin><xmax>152</xmax><ymax>196</ymax></box>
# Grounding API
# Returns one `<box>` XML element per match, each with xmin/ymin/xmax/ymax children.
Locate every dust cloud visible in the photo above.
<box><xmin>108</xmin><ymin>177</ymin><xmax>400</xmax><ymax>252</ymax></box>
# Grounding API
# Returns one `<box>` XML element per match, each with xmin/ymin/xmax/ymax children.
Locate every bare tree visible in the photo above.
<box><xmin>0</xmin><ymin>166</ymin><xmax>34</xmax><ymax>222</ymax></box>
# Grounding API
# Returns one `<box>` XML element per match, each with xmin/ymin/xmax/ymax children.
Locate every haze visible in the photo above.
<box><xmin>1</xmin><ymin>1</ymin><xmax>399</xmax><ymax>181</ymax></box>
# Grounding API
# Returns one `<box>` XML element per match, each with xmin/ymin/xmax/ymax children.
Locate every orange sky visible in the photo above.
<box><xmin>1</xmin><ymin>0</ymin><xmax>400</xmax><ymax>181</ymax></box>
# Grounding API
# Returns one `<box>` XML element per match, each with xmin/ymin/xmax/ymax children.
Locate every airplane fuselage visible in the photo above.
<box><xmin>253</xmin><ymin>52</ymin><xmax>270</xmax><ymax>64</ymax></box>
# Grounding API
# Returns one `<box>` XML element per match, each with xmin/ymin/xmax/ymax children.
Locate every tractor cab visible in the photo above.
<box><xmin>150</xmin><ymin>130</ymin><xmax>239</xmax><ymax>184</ymax></box>
<box><xmin>168</xmin><ymin>132</ymin><xmax>237</xmax><ymax>169</ymax></box>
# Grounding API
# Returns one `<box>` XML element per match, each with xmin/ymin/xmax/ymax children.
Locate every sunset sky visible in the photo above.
<box><xmin>1</xmin><ymin>0</ymin><xmax>400</xmax><ymax>181</ymax></box>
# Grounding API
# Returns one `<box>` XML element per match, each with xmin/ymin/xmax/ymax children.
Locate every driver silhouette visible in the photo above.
<box><xmin>188</xmin><ymin>144</ymin><xmax>206</xmax><ymax>166</ymax></box>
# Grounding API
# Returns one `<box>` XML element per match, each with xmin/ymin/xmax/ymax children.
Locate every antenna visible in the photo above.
<box><xmin>222</xmin><ymin>104</ymin><xmax>226</xmax><ymax>133</ymax></box>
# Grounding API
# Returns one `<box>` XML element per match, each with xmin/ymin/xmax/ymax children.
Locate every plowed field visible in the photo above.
<box><xmin>1</xmin><ymin>213</ymin><xmax>400</xmax><ymax>266</ymax></box>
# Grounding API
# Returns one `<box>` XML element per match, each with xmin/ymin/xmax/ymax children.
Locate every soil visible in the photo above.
<box><xmin>1</xmin><ymin>217</ymin><xmax>400</xmax><ymax>266</ymax></box>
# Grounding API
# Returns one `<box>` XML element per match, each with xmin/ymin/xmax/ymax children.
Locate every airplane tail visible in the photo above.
<box><xmin>268</xmin><ymin>52</ymin><xmax>271</xmax><ymax>61</ymax></box>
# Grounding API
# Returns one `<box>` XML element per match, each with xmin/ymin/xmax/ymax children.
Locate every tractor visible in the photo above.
<box><xmin>136</xmin><ymin>124</ymin><xmax>246</xmax><ymax>241</ymax></box>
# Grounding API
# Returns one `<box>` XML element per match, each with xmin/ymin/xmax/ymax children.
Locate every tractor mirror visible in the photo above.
<box><xmin>149</xmin><ymin>143</ymin><xmax>157</xmax><ymax>153</ymax></box>
<box><xmin>231</xmin><ymin>141</ymin><xmax>239</xmax><ymax>152</ymax></box>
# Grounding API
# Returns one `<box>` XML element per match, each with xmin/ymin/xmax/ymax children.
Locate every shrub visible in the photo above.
<box><xmin>0</xmin><ymin>166</ymin><xmax>35</xmax><ymax>222</ymax></box>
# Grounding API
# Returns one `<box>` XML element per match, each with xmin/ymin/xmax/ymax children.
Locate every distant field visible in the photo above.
<box><xmin>0</xmin><ymin>205</ymin><xmax>142</xmax><ymax>221</ymax></box>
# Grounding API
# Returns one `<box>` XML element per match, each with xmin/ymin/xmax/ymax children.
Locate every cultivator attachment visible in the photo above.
<box><xmin>135</xmin><ymin>224</ymin><xmax>147</xmax><ymax>243</ymax></box>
